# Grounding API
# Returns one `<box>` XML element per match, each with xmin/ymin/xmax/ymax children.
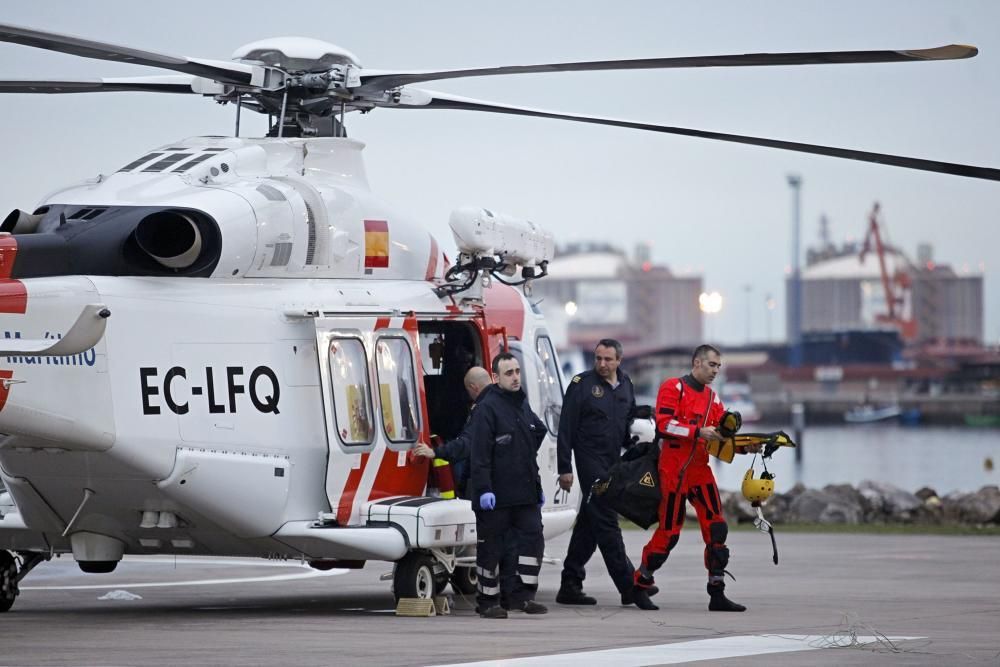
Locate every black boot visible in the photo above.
<box><xmin>631</xmin><ymin>585</ymin><xmax>659</xmax><ymax>611</ymax></box>
<box><xmin>556</xmin><ymin>581</ymin><xmax>596</xmax><ymax>605</ymax></box>
<box><xmin>480</xmin><ymin>604</ymin><xmax>509</xmax><ymax>619</ymax></box>
<box><xmin>620</xmin><ymin>584</ymin><xmax>659</xmax><ymax>605</ymax></box>
<box><xmin>707</xmin><ymin>583</ymin><xmax>746</xmax><ymax>612</ymax></box>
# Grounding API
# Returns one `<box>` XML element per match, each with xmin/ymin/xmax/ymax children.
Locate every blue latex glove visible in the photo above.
<box><xmin>479</xmin><ymin>492</ymin><xmax>496</xmax><ymax>511</ymax></box>
<box><xmin>538</xmin><ymin>492</ymin><xmax>545</xmax><ymax>508</ymax></box>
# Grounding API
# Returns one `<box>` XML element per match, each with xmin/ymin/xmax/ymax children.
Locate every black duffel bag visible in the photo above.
<box><xmin>590</xmin><ymin>440</ymin><xmax>661</xmax><ymax>529</ymax></box>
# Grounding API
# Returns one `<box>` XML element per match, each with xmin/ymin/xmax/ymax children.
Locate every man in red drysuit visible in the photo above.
<box><xmin>630</xmin><ymin>344</ymin><xmax>755</xmax><ymax>612</ymax></box>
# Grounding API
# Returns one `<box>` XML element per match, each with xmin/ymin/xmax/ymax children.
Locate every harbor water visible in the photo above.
<box><xmin>710</xmin><ymin>425</ymin><xmax>1000</xmax><ymax>495</ymax></box>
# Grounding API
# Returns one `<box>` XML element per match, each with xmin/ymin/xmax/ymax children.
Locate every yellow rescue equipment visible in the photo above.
<box><xmin>706</xmin><ymin>430</ymin><xmax>797</xmax><ymax>463</ymax></box>
<box><xmin>741</xmin><ymin>466</ymin><xmax>775</xmax><ymax>504</ymax></box>
<box><xmin>743</xmin><ymin>456</ymin><xmax>780</xmax><ymax>565</ymax></box>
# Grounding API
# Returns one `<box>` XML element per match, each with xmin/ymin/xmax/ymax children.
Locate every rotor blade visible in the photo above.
<box><xmin>356</xmin><ymin>44</ymin><xmax>977</xmax><ymax>93</ymax></box>
<box><xmin>0</xmin><ymin>75</ymin><xmax>212</xmax><ymax>94</ymax></box>
<box><xmin>0</xmin><ymin>22</ymin><xmax>256</xmax><ymax>86</ymax></box>
<box><xmin>387</xmin><ymin>89</ymin><xmax>1000</xmax><ymax>182</ymax></box>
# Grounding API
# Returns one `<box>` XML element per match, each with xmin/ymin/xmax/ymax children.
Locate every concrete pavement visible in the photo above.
<box><xmin>1</xmin><ymin>530</ymin><xmax>997</xmax><ymax>666</ymax></box>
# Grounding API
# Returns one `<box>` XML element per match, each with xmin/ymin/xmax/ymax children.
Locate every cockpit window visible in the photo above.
<box><xmin>536</xmin><ymin>335</ymin><xmax>563</xmax><ymax>436</ymax></box>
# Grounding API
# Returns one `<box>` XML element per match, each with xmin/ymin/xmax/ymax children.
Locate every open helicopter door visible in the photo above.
<box><xmin>313</xmin><ymin>315</ymin><xmax>428</xmax><ymax>527</ymax></box>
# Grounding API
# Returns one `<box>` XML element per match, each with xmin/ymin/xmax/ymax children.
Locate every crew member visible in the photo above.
<box><xmin>414</xmin><ymin>366</ymin><xmax>493</xmax><ymax>498</ymax></box>
<box><xmin>631</xmin><ymin>344</ymin><xmax>755</xmax><ymax>612</ymax></box>
<box><xmin>468</xmin><ymin>352</ymin><xmax>548</xmax><ymax>619</ymax></box>
<box><xmin>556</xmin><ymin>339</ymin><xmax>644</xmax><ymax>606</ymax></box>
<box><xmin>414</xmin><ymin>366</ymin><xmax>520</xmax><ymax>606</ymax></box>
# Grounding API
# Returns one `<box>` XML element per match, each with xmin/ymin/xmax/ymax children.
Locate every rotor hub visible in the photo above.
<box><xmin>232</xmin><ymin>37</ymin><xmax>361</xmax><ymax>72</ymax></box>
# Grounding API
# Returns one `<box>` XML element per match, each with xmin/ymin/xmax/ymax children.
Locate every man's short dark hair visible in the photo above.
<box><xmin>692</xmin><ymin>344</ymin><xmax>721</xmax><ymax>365</ymax></box>
<box><xmin>492</xmin><ymin>352</ymin><xmax>517</xmax><ymax>375</ymax></box>
<box><xmin>595</xmin><ymin>338</ymin><xmax>623</xmax><ymax>359</ymax></box>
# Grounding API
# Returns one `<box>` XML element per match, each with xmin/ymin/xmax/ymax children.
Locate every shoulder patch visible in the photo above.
<box><xmin>572</xmin><ymin>375</ymin><xmax>582</xmax><ymax>384</ymax></box>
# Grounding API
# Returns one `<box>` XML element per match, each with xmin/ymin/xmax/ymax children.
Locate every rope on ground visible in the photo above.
<box><xmin>764</xmin><ymin>611</ymin><xmax>929</xmax><ymax>655</ymax></box>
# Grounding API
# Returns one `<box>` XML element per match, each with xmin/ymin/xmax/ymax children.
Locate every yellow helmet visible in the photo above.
<box><xmin>741</xmin><ymin>466</ymin><xmax>775</xmax><ymax>505</ymax></box>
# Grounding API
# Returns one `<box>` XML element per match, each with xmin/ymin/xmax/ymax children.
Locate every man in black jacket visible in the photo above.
<box><xmin>556</xmin><ymin>339</ymin><xmax>647</xmax><ymax>606</ymax></box>
<box><xmin>468</xmin><ymin>352</ymin><xmax>548</xmax><ymax>619</ymax></box>
<box><xmin>413</xmin><ymin>366</ymin><xmax>493</xmax><ymax>498</ymax></box>
<box><xmin>415</xmin><ymin>366</ymin><xmax>521</xmax><ymax>607</ymax></box>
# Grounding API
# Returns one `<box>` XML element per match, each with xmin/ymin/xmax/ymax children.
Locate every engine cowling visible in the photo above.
<box><xmin>4</xmin><ymin>205</ymin><xmax>224</xmax><ymax>278</ymax></box>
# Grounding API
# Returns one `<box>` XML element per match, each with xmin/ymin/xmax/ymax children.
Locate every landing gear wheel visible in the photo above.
<box><xmin>393</xmin><ymin>552</ymin><xmax>438</xmax><ymax>601</ymax></box>
<box><xmin>0</xmin><ymin>550</ymin><xmax>18</xmax><ymax>613</ymax></box>
<box><xmin>450</xmin><ymin>565</ymin><xmax>477</xmax><ymax>595</ymax></box>
<box><xmin>433</xmin><ymin>570</ymin><xmax>450</xmax><ymax>596</ymax></box>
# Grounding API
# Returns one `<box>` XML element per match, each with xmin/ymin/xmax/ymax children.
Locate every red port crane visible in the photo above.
<box><xmin>859</xmin><ymin>202</ymin><xmax>918</xmax><ymax>339</ymax></box>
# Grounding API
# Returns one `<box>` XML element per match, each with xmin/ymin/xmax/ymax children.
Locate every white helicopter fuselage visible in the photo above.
<box><xmin>0</xmin><ymin>136</ymin><xmax>575</xmax><ymax>575</ymax></box>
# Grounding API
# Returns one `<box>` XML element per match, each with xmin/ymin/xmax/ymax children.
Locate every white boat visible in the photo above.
<box><xmin>844</xmin><ymin>404</ymin><xmax>902</xmax><ymax>423</ymax></box>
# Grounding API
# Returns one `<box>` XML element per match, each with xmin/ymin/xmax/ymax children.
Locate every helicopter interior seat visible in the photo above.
<box><xmin>418</xmin><ymin>322</ymin><xmax>480</xmax><ymax>445</ymax></box>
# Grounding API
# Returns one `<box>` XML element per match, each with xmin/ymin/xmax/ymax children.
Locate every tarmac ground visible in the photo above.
<box><xmin>1</xmin><ymin>529</ymin><xmax>998</xmax><ymax>666</ymax></box>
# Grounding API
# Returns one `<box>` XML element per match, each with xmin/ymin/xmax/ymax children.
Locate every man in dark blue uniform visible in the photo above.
<box><xmin>556</xmin><ymin>339</ymin><xmax>649</xmax><ymax>606</ymax></box>
<box><xmin>469</xmin><ymin>352</ymin><xmax>548</xmax><ymax>619</ymax></box>
<box><xmin>413</xmin><ymin>366</ymin><xmax>493</xmax><ymax>498</ymax></box>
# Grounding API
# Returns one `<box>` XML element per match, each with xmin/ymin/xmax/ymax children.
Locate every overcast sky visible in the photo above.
<box><xmin>1</xmin><ymin>1</ymin><xmax>997</xmax><ymax>346</ymax></box>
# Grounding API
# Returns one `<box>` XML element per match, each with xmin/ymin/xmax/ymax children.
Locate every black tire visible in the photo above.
<box><xmin>433</xmin><ymin>570</ymin><xmax>450</xmax><ymax>596</ymax></box>
<box><xmin>450</xmin><ymin>565</ymin><xmax>478</xmax><ymax>595</ymax></box>
<box><xmin>393</xmin><ymin>552</ymin><xmax>438</xmax><ymax>601</ymax></box>
<box><xmin>0</xmin><ymin>551</ymin><xmax>17</xmax><ymax>613</ymax></box>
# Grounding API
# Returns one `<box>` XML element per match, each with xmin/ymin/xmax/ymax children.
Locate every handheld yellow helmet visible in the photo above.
<box><xmin>741</xmin><ymin>466</ymin><xmax>775</xmax><ymax>505</ymax></box>
<box><xmin>719</xmin><ymin>410</ymin><xmax>742</xmax><ymax>438</ymax></box>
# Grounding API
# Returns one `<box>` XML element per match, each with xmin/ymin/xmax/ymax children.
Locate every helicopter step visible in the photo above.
<box><xmin>363</xmin><ymin>495</ymin><xmax>477</xmax><ymax>549</ymax></box>
<box><xmin>273</xmin><ymin>495</ymin><xmax>476</xmax><ymax>562</ymax></box>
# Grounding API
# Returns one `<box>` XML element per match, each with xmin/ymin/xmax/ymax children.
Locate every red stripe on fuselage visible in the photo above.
<box><xmin>0</xmin><ymin>281</ymin><xmax>27</xmax><ymax>314</ymax></box>
<box><xmin>0</xmin><ymin>236</ymin><xmax>26</xmax><ymax>315</ymax></box>
<box><xmin>336</xmin><ymin>453</ymin><xmax>371</xmax><ymax>525</ymax></box>
<box><xmin>0</xmin><ymin>370</ymin><xmax>13</xmax><ymax>411</ymax></box>
<box><xmin>0</xmin><ymin>235</ymin><xmax>18</xmax><ymax>279</ymax></box>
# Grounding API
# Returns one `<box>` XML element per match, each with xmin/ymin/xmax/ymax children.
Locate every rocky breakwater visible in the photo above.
<box><xmin>721</xmin><ymin>481</ymin><xmax>1000</xmax><ymax>527</ymax></box>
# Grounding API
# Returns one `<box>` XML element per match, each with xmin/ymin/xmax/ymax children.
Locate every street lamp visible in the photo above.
<box><xmin>699</xmin><ymin>291</ymin><xmax>723</xmax><ymax>340</ymax></box>
<box><xmin>765</xmin><ymin>293</ymin><xmax>776</xmax><ymax>342</ymax></box>
<box><xmin>787</xmin><ymin>174</ymin><xmax>803</xmax><ymax>367</ymax></box>
<box><xmin>743</xmin><ymin>284</ymin><xmax>752</xmax><ymax>344</ymax></box>
<box><xmin>699</xmin><ymin>291</ymin><xmax>723</xmax><ymax>314</ymax></box>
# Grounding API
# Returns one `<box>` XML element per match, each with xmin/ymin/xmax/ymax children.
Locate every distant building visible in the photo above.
<box><xmin>787</xmin><ymin>240</ymin><xmax>983</xmax><ymax>345</ymax></box>
<box><xmin>531</xmin><ymin>243</ymin><xmax>703</xmax><ymax>351</ymax></box>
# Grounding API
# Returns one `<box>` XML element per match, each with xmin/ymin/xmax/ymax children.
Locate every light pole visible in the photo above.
<box><xmin>765</xmin><ymin>293</ymin><xmax>776</xmax><ymax>343</ymax></box>
<box><xmin>743</xmin><ymin>284</ymin><xmax>752</xmax><ymax>344</ymax></box>
<box><xmin>787</xmin><ymin>174</ymin><xmax>803</xmax><ymax>367</ymax></box>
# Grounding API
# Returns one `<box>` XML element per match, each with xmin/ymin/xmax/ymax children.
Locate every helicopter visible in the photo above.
<box><xmin>0</xmin><ymin>21</ymin><xmax>997</xmax><ymax>614</ymax></box>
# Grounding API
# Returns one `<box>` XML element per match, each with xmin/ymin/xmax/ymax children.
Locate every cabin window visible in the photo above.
<box><xmin>375</xmin><ymin>336</ymin><xmax>420</xmax><ymax>443</ymax></box>
<box><xmin>328</xmin><ymin>337</ymin><xmax>374</xmax><ymax>445</ymax></box>
<box><xmin>536</xmin><ymin>335</ymin><xmax>564</xmax><ymax>436</ymax></box>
